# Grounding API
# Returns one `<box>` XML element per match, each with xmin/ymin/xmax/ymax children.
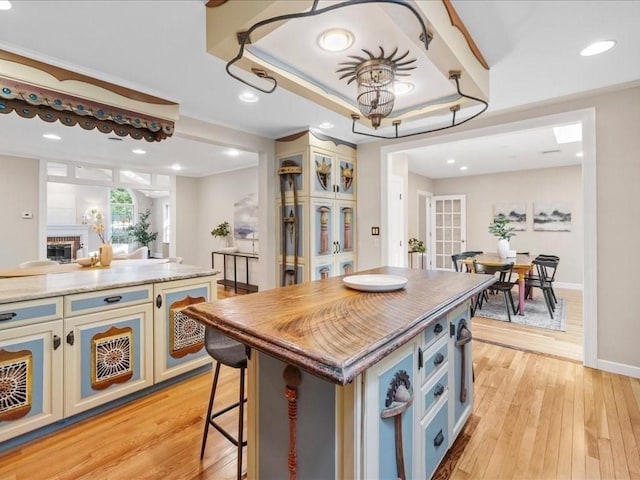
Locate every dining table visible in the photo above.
<box><xmin>462</xmin><ymin>252</ymin><xmax>534</xmax><ymax>315</ymax></box>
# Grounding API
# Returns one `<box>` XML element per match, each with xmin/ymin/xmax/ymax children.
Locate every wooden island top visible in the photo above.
<box><xmin>184</xmin><ymin>266</ymin><xmax>495</xmax><ymax>385</ymax></box>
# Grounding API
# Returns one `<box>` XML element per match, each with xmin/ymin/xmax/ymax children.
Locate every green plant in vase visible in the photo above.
<box><xmin>211</xmin><ymin>221</ymin><xmax>233</xmax><ymax>249</ymax></box>
<box><xmin>127</xmin><ymin>209</ymin><xmax>158</xmax><ymax>256</ymax></box>
<box><xmin>488</xmin><ymin>215</ymin><xmax>516</xmax><ymax>258</ymax></box>
<box><xmin>408</xmin><ymin>237</ymin><xmax>426</xmax><ymax>253</ymax></box>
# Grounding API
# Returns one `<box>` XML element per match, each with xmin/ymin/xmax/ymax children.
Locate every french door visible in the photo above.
<box><xmin>430</xmin><ymin>194</ymin><xmax>466</xmax><ymax>270</ymax></box>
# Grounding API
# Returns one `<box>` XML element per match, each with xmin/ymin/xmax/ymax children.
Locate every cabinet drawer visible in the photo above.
<box><xmin>420</xmin><ymin>340</ymin><xmax>448</xmax><ymax>383</ymax></box>
<box><xmin>422</xmin><ymin>400</ymin><xmax>449</xmax><ymax>480</ymax></box>
<box><xmin>0</xmin><ymin>297</ymin><xmax>63</xmax><ymax>330</ymax></box>
<box><xmin>64</xmin><ymin>285</ymin><xmax>153</xmax><ymax>317</ymax></box>
<box><xmin>421</xmin><ymin>369</ymin><xmax>448</xmax><ymax>418</ymax></box>
<box><xmin>423</xmin><ymin>316</ymin><xmax>447</xmax><ymax>349</ymax></box>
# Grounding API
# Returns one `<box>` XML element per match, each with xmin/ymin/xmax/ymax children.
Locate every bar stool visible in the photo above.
<box><xmin>200</xmin><ymin>326</ymin><xmax>248</xmax><ymax>480</ymax></box>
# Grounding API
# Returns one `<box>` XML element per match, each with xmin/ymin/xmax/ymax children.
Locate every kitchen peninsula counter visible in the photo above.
<box><xmin>0</xmin><ymin>262</ymin><xmax>217</xmax><ymax>304</ymax></box>
<box><xmin>185</xmin><ymin>266</ymin><xmax>496</xmax><ymax>479</ymax></box>
<box><xmin>0</xmin><ymin>262</ymin><xmax>218</xmax><ymax>447</ymax></box>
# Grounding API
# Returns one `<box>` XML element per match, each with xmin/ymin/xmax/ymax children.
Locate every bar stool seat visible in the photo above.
<box><xmin>200</xmin><ymin>327</ymin><xmax>248</xmax><ymax>480</ymax></box>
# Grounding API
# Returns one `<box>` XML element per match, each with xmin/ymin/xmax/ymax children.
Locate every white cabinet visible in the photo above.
<box><xmin>309</xmin><ymin>198</ymin><xmax>355</xmax><ymax>280</ymax></box>
<box><xmin>0</xmin><ymin>274</ymin><xmax>216</xmax><ymax>443</ymax></box>
<box><xmin>276</xmin><ymin>130</ymin><xmax>357</xmax><ymax>284</ymax></box>
<box><xmin>63</xmin><ymin>303</ymin><xmax>153</xmax><ymax>416</ymax></box>
<box><xmin>361</xmin><ymin>301</ymin><xmax>472</xmax><ymax>479</ymax></box>
<box><xmin>153</xmin><ymin>277</ymin><xmax>215</xmax><ymax>383</ymax></box>
<box><xmin>0</xmin><ymin>308</ymin><xmax>63</xmax><ymax>442</ymax></box>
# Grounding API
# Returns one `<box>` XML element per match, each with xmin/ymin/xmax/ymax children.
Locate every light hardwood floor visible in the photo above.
<box><xmin>2</xmin><ymin>287</ymin><xmax>638</xmax><ymax>480</ymax></box>
<box><xmin>473</xmin><ymin>288</ymin><xmax>583</xmax><ymax>361</ymax></box>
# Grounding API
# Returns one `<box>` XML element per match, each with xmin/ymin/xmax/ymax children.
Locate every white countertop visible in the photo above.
<box><xmin>0</xmin><ymin>263</ymin><xmax>218</xmax><ymax>304</ymax></box>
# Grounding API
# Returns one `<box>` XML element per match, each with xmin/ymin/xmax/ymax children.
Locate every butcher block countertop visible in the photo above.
<box><xmin>184</xmin><ymin>266</ymin><xmax>496</xmax><ymax>385</ymax></box>
<box><xmin>0</xmin><ymin>263</ymin><xmax>218</xmax><ymax>304</ymax></box>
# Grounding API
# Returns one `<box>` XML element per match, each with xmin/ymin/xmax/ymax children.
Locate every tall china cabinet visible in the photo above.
<box><xmin>276</xmin><ymin>130</ymin><xmax>357</xmax><ymax>285</ymax></box>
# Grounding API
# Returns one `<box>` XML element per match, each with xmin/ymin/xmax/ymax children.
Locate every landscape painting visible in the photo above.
<box><xmin>234</xmin><ymin>193</ymin><xmax>259</xmax><ymax>240</ymax></box>
<box><xmin>533</xmin><ymin>202</ymin><xmax>572</xmax><ymax>231</ymax></box>
<box><xmin>493</xmin><ymin>203</ymin><xmax>527</xmax><ymax>231</ymax></box>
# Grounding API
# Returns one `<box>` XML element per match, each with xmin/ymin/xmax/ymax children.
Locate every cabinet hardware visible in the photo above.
<box><xmin>53</xmin><ymin>335</ymin><xmax>61</xmax><ymax>350</ymax></box>
<box><xmin>156</xmin><ymin>294</ymin><xmax>163</xmax><ymax>308</ymax></box>
<box><xmin>336</xmin><ymin>241</ymin><xmax>341</xmax><ymax>253</ymax></box>
<box><xmin>66</xmin><ymin>331</ymin><xmax>75</xmax><ymax>346</ymax></box>
<box><xmin>434</xmin><ymin>430</ymin><xmax>444</xmax><ymax>447</ymax></box>
<box><xmin>449</xmin><ymin>322</ymin><xmax>455</xmax><ymax>337</ymax></box>
<box><xmin>417</xmin><ymin>347</ymin><xmax>423</xmax><ymax>369</ymax></box>
<box><xmin>103</xmin><ymin>295</ymin><xmax>123</xmax><ymax>304</ymax></box>
<box><xmin>434</xmin><ymin>323</ymin><xmax>443</xmax><ymax>334</ymax></box>
<box><xmin>434</xmin><ymin>384</ymin><xmax>444</xmax><ymax>397</ymax></box>
<box><xmin>433</xmin><ymin>353</ymin><xmax>444</xmax><ymax>366</ymax></box>
<box><xmin>0</xmin><ymin>312</ymin><xmax>17</xmax><ymax>321</ymax></box>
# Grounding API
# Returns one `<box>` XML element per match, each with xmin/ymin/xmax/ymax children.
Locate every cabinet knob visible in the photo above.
<box><xmin>66</xmin><ymin>331</ymin><xmax>75</xmax><ymax>346</ymax></box>
<box><xmin>434</xmin><ymin>384</ymin><xmax>444</xmax><ymax>397</ymax></box>
<box><xmin>434</xmin><ymin>323</ymin><xmax>443</xmax><ymax>334</ymax></box>
<box><xmin>53</xmin><ymin>335</ymin><xmax>61</xmax><ymax>350</ymax></box>
<box><xmin>434</xmin><ymin>353</ymin><xmax>445</xmax><ymax>366</ymax></box>
<box><xmin>156</xmin><ymin>294</ymin><xmax>163</xmax><ymax>308</ymax></box>
<box><xmin>434</xmin><ymin>429</ymin><xmax>444</xmax><ymax>447</ymax></box>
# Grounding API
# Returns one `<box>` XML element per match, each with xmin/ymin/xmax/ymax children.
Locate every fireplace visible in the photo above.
<box><xmin>46</xmin><ymin>225</ymin><xmax>90</xmax><ymax>263</ymax></box>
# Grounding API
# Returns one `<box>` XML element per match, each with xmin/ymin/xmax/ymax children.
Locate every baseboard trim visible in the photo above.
<box><xmin>596</xmin><ymin>359</ymin><xmax>640</xmax><ymax>379</ymax></box>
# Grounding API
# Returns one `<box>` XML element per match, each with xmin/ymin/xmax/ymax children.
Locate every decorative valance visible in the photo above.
<box><xmin>0</xmin><ymin>49</ymin><xmax>179</xmax><ymax>142</ymax></box>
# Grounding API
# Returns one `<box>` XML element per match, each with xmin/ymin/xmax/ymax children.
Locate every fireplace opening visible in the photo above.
<box><xmin>46</xmin><ymin>236</ymin><xmax>81</xmax><ymax>263</ymax></box>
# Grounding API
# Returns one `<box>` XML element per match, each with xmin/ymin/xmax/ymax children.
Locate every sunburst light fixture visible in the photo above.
<box><xmin>220</xmin><ymin>0</ymin><xmax>489</xmax><ymax>139</ymax></box>
<box><xmin>337</xmin><ymin>47</ymin><xmax>416</xmax><ymax>129</ymax></box>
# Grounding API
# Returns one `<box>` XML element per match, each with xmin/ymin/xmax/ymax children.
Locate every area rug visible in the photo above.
<box><xmin>474</xmin><ymin>293</ymin><xmax>566</xmax><ymax>331</ymax></box>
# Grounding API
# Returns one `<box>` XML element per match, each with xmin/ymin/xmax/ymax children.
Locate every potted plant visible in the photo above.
<box><xmin>408</xmin><ymin>237</ymin><xmax>426</xmax><ymax>253</ymax></box>
<box><xmin>211</xmin><ymin>221</ymin><xmax>234</xmax><ymax>251</ymax></box>
<box><xmin>488</xmin><ymin>215</ymin><xmax>516</xmax><ymax>258</ymax></box>
<box><xmin>127</xmin><ymin>209</ymin><xmax>158</xmax><ymax>257</ymax></box>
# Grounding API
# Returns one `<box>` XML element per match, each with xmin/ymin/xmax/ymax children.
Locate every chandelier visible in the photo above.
<box><xmin>221</xmin><ymin>0</ymin><xmax>488</xmax><ymax>139</ymax></box>
<box><xmin>337</xmin><ymin>47</ymin><xmax>416</xmax><ymax>129</ymax></box>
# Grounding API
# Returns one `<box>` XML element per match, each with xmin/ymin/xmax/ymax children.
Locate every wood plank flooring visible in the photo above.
<box><xmin>473</xmin><ymin>288</ymin><xmax>583</xmax><ymax>361</ymax></box>
<box><xmin>2</xmin><ymin>287</ymin><xmax>638</xmax><ymax>480</ymax></box>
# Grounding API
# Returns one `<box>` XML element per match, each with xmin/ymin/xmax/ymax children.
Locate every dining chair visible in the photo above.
<box><xmin>525</xmin><ymin>257</ymin><xmax>559</xmax><ymax>318</ymax></box>
<box><xmin>472</xmin><ymin>260</ymin><xmax>518</xmax><ymax>322</ymax></box>
<box><xmin>451</xmin><ymin>251</ymin><xmax>483</xmax><ymax>272</ymax></box>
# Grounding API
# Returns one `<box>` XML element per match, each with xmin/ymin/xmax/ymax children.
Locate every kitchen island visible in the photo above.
<box><xmin>184</xmin><ymin>266</ymin><xmax>495</xmax><ymax>479</ymax></box>
<box><xmin>0</xmin><ymin>263</ymin><xmax>218</xmax><ymax>446</ymax></box>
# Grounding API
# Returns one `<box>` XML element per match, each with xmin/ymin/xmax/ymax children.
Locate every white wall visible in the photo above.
<box><xmin>0</xmin><ymin>155</ymin><xmax>39</xmax><ymax>268</ymax></box>
<box><xmin>407</xmin><ymin>172</ymin><xmax>435</xmax><ymax>241</ymax></box>
<box><xmin>431</xmin><ymin>165</ymin><xmax>582</xmax><ymax>284</ymax></box>
<box><xmin>175</xmin><ymin>176</ymin><xmax>199</xmax><ymax>267</ymax></box>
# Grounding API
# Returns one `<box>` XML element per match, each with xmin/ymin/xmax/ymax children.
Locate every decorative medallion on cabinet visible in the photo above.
<box><xmin>276</xmin><ymin>130</ymin><xmax>357</xmax><ymax>284</ymax></box>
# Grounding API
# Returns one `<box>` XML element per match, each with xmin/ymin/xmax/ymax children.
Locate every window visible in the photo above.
<box><xmin>110</xmin><ymin>188</ymin><xmax>135</xmax><ymax>244</ymax></box>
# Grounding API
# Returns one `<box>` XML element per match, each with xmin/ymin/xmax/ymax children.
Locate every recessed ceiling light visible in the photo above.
<box><xmin>226</xmin><ymin>149</ymin><xmax>240</xmax><ymax>156</ymax></box>
<box><xmin>132</xmin><ymin>148</ymin><xmax>147</xmax><ymax>155</ymax></box>
<box><xmin>393</xmin><ymin>82</ymin><xmax>414</xmax><ymax>95</ymax></box>
<box><xmin>318</xmin><ymin>121</ymin><xmax>334</xmax><ymax>129</ymax></box>
<box><xmin>580</xmin><ymin>40</ymin><xmax>616</xmax><ymax>57</ymax></box>
<box><xmin>553</xmin><ymin>123</ymin><xmax>582</xmax><ymax>144</ymax></box>
<box><xmin>238</xmin><ymin>92</ymin><xmax>259</xmax><ymax>103</ymax></box>
<box><xmin>0</xmin><ymin>1</ymin><xmax>12</xmax><ymax>11</ymax></box>
<box><xmin>170</xmin><ymin>164</ymin><xmax>182</xmax><ymax>171</ymax></box>
<box><xmin>446</xmin><ymin>159</ymin><xmax>455</xmax><ymax>164</ymax></box>
<box><xmin>42</xmin><ymin>133</ymin><xmax>61</xmax><ymax>140</ymax></box>
<box><xmin>459</xmin><ymin>166</ymin><xmax>468</xmax><ymax>171</ymax></box>
<box><xmin>318</xmin><ymin>29</ymin><xmax>353</xmax><ymax>52</ymax></box>
<box><xmin>576</xmin><ymin>152</ymin><xmax>584</xmax><ymax>158</ymax></box>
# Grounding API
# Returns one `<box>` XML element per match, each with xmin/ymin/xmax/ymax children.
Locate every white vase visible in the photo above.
<box><xmin>497</xmin><ymin>238</ymin><xmax>510</xmax><ymax>259</ymax></box>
